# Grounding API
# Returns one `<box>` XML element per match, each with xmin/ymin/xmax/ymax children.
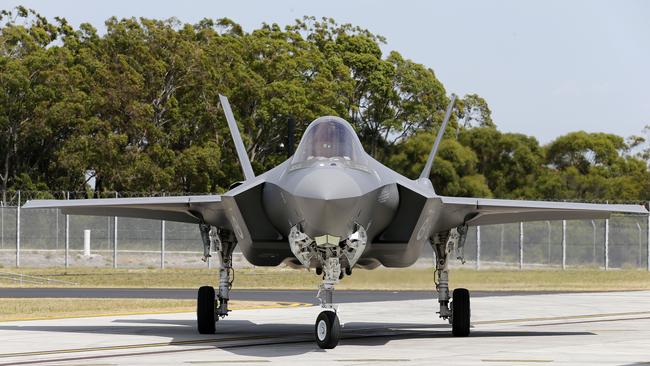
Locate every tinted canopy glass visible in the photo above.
<box><xmin>292</xmin><ymin>117</ymin><xmax>366</xmax><ymax>165</ymax></box>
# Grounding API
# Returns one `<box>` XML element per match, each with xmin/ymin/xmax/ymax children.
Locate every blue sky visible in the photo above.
<box><xmin>4</xmin><ymin>0</ymin><xmax>649</xmax><ymax>144</ymax></box>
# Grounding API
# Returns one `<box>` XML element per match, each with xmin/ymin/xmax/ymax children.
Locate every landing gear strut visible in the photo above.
<box><xmin>288</xmin><ymin>224</ymin><xmax>368</xmax><ymax>349</ymax></box>
<box><xmin>196</xmin><ymin>224</ymin><xmax>236</xmax><ymax>334</ymax></box>
<box><xmin>432</xmin><ymin>227</ymin><xmax>471</xmax><ymax>337</ymax></box>
<box><xmin>315</xmin><ymin>257</ymin><xmax>342</xmax><ymax>349</ymax></box>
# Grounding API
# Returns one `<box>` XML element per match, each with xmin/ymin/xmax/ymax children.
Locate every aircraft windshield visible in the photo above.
<box><xmin>292</xmin><ymin>117</ymin><xmax>366</xmax><ymax>165</ymax></box>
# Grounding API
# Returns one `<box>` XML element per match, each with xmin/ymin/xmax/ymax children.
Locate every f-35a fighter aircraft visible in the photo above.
<box><xmin>25</xmin><ymin>95</ymin><xmax>648</xmax><ymax>349</ymax></box>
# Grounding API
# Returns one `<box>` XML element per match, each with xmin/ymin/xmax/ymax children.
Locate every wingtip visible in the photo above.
<box><xmin>21</xmin><ymin>200</ymin><xmax>52</xmax><ymax>209</ymax></box>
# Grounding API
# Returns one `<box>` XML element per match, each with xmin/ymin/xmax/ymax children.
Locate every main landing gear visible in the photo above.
<box><xmin>432</xmin><ymin>227</ymin><xmax>471</xmax><ymax>337</ymax></box>
<box><xmin>196</xmin><ymin>224</ymin><xmax>236</xmax><ymax>334</ymax></box>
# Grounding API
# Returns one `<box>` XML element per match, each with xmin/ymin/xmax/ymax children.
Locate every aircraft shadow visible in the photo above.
<box><xmin>0</xmin><ymin>318</ymin><xmax>594</xmax><ymax>358</ymax></box>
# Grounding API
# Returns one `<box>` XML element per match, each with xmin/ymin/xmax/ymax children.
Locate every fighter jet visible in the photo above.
<box><xmin>25</xmin><ymin>95</ymin><xmax>648</xmax><ymax>349</ymax></box>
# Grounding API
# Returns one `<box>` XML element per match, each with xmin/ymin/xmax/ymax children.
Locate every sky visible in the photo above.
<box><xmin>4</xmin><ymin>0</ymin><xmax>649</xmax><ymax>144</ymax></box>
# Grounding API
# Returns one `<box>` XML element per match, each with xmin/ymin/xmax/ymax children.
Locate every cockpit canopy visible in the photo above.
<box><xmin>292</xmin><ymin>116</ymin><xmax>367</xmax><ymax>166</ymax></box>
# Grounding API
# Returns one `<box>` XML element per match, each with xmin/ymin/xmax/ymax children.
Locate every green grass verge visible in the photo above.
<box><xmin>2</xmin><ymin>267</ymin><xmax>650</xmax><ymax>291</ymax></box>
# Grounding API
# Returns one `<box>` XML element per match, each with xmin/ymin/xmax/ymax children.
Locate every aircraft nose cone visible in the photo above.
<box><xmin>293</xmin><ymin>167</ymin><xmax>362</xmax><ymax>200</ymax></box>
<box><xmin>293</xmin><ymin>168</ymin><xmax>363</xmax><ymax>238</ymax></box>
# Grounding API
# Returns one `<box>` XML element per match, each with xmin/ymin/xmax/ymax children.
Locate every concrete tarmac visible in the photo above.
<box><xmin>0</xmin><ymin>291</ymin><xmax>649</xmax><ymax>365</ymax></box>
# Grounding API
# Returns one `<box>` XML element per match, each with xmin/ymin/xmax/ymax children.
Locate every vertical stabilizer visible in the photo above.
<box><xmin>219</xmin><ymin>94</ymin><xmax>255</xmax><ymax>181</ymax></box>
<box><xmin>419</xmin><ymin>94</ymin><xmax>456</xmax><ymax>179</ymax></box>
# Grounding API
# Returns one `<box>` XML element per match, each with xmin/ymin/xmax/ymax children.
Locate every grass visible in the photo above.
<box><xmin>2</xmin><ymin>267</ymin><xmax>650</xmax><ymax>291</ymax></box>
<box><xmin>0</xmin><ymin>298</ymin><xmax>291</xmax><ymax>322</ymax></box>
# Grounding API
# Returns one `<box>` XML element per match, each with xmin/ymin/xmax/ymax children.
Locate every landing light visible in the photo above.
<box><xmin>315</xmin><ymin>234</ymin><xmax>340</xmax><ymax>247</ymax></box>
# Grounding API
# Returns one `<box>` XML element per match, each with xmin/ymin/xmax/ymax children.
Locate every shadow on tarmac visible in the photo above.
<box><xmin>0</xmin><ymin>317</ymin><xmax>594</xmax><ymax>358</ymax></box>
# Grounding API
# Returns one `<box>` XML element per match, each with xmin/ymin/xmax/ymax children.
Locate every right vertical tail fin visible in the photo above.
<box><xmin>419</xmin><ymin>94</ymin><xmax>457</xmax><ymax>180</ymax></box>
<box><xmin>219</xmin><ymin>94</ymin><xmax>255</xmax><ymax>181</ymax></box>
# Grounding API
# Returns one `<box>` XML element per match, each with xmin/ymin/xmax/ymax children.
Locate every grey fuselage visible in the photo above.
<box><xmin>221</xmin><ymin>116</ymin><xmax>435</xmax><ymax>269</ymax></box>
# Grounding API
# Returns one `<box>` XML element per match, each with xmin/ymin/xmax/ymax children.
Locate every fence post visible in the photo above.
<box><xmin>647</xmin><ymin>201</ymin><xmax>650</xmax><ymax>272</ymax></box>
<box><xmin>591</xmin><ymin>220</ymin><xmax>597</xmax><ymax>265</ymax></box>
<box><xmin>16</xmin><ymin>190</ymin><xmax>20</xmax><ymax>268</ymax></box>
<box><xmin>65</xmin><ymin>192</ymin><xmax>69</xmax><ymax>268</ymax></box>
<box><xmin>604</xmin><ymin>218</ymin><xmax>609</xmax><ymax>271</ymax></box>
<box><xmin>113</xmin><ymin>192</ymin><xmax>118</xmax><ymax>269</ymax></box>
<box><xmin>519</xmin><ymin>222</ymin><xmax>523</xmax><ymax>269</ymax></box>
<box><xmin>1</xmin><ymin>197</ymin><xmax>4</xmax><ymax>250</ymax></box>
<box><xmin>562</xmin><ymin>220</ymin><xmax>566</xmax><ymax>270</ymax></box>
<box><xmin>55</xmin><ymin>206</ymin><xmax>59</xmax><ymax>250</ymax></box>
<box><xmin>546</xmin><ymin>221</ymin><xmax>551</xmax><ymax>264</ymax></box>
<box><xmin>476</xmin><ymin>226</ymin><xmax>481</xmax><ymax>270</ymax></box>
<box><xmin>65</xmin><ymin>214</ymin><xmax>69</xmax><ymax>268</ymax></box>
<box><xmin>637</xmin><ymin>222</ymin><xmax>643</xmax><ymax>268</ymax></box>
<box><xmin>160</xmin><ymin>220</ymin><xmax>165</xmax><ymax>269</ymax></box>
<box><xmin>499</xmin><ymin>224</ymin><xmax>504</xmax><ymax>262</ymax></box>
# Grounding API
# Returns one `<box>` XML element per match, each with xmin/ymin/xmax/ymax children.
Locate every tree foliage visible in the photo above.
<box><xmin>0</xmin><ymin>8</ymin><xmax>648</xmax><ymax>202</ymax></box>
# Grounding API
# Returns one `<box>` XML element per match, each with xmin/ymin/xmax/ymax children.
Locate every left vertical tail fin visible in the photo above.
<box><xmin>419</xmin><ymin>94</ymin><xmax>457</xmax><ymax>179</ymax></box>
<box><xmin>219</xmin><ymin>94</ymin><xmax>255</xmax><ymax>181</ymax></box>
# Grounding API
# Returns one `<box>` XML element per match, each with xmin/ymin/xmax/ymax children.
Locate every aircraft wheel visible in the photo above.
<box><xmin>315</xmin><ymin>310</ymin><xmax>340</xmax><ymax>349</ymax></box>
<box><xmin>197</xmin><ymin>286</ymin><xmax>216</xmax><ymax>334</ymax></box>
<box><xmin>451</xmin><ymin>288</ymin><xmax>470</xmax><ymax>337</ymax></box>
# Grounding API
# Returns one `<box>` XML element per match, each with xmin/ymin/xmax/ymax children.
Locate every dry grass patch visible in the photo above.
<box><xmin>2</xmin><ymin>267</ymin><xmax>650</xmax><ymax>292</ymax></box>
<box><xmin>0</xmin><ymin>298</ymin><xmax>287</xmax><ymax>322</ymax></box>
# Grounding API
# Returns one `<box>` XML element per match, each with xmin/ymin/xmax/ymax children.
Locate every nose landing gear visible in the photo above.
<box><xmin>288</xmin><ymin>224</ymin><xmax>368</xmax><ymax>349</ymax></box>
<box><xmin>314</xmin><ymin>257</ymin><xmax>342</xmax><ymax>349</ymax></box>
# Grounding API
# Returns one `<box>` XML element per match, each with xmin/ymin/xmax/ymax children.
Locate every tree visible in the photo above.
<box><xmin>292</xmin><ymin>17</ymin><xmax>450</xmax><ymax>160</ymax></box>
<box><xmin>541</xmin><ymin>131</ymin><xmax>650</xmax><ymax>201</ymax></box>
<box><xmin>456</xmin><ymin>93</ymin><xmax>494</xmax><ymax>130</ymax></box>
<box><xmin>387</xmin><ymin>132</ymin><xmax>492</xmax><ymax>197</ymax></box>
<box><xmin>459</xmin><ymin>128</ymin><xmax>543</xmax><ymax>198</ymax></box>
<box><xmin>0</xmin><ymin>8</ymin><xmax>648</xmax><ymax>203</ymax></box>
<box><xmin>546</xmin><ymin>131</ymin><xmax>627</xmax><ymax>174</ymax></box>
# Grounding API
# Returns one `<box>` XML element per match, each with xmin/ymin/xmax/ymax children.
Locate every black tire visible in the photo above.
<box><xmin>315</xmin><ymin>310</ymin><xmax>341</xmax><ymax>349</ymax></box>
<box><xmin>451</xmin><ymin>288</ymin><xmax>470</xmax><ymax>337</ymax></box>
<box><xmin>197</xmin><ymin>286</ymin><xmax>216</xmax><ymax>334</ymax></box>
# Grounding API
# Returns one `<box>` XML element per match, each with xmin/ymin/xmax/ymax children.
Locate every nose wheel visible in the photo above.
<box><xmin>315</xmin><ymin>310</ymin><xmax>341</xmax><ymax>349</ymax></box>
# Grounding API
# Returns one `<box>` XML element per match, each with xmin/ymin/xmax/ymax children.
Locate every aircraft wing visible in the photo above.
<box><xmin>22</xmin><ymin>195</ymin><xmax>231</xmax><ymax>228</ymax></box>
<box><xmin>433</xmin><ymin>196</ymin><xmax>648</xmax><ymax>231</ymax></box>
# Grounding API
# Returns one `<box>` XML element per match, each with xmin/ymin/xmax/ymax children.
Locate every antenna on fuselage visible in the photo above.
<box><xmin>219</xmin><ymin>94</ymin><xmax>255</xmax><ymax>181</ymax></box>
<box><xmin>419</xmin><ymin>94</ymin><xmax>457</xmax><ymax>180</ymax></box>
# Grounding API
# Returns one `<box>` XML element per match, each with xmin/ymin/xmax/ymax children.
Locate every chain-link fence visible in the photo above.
<box><xmin>0</xmin><ymin>206</ymin><xmax>216</xmax><ymax>269</ymax></box>
<box><xmin>0</xmin><ymin>191</ymin><xmax>648</xmax><ymax>270</ymax></box>
<box><xmin>458</xmin><ymin>216</ymin><xmax>649</xmax><ymax>270</ymax></box>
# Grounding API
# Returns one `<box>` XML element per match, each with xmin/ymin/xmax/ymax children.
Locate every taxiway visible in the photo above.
<box><xmin>0</xmin><ymin>291</ymin><xmax>648</xmax><ymax>365</ymax></box>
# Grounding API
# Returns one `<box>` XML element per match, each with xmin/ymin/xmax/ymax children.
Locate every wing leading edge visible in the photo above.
<box><xmin>22</xmin><ymin>195</ymin><xmax>230</xmax><ymax>228</ymax></box>
<box><xmin>434</xmin><ymin>195</ymin><xmax>648</xmax><ymax>231</ymax></box>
